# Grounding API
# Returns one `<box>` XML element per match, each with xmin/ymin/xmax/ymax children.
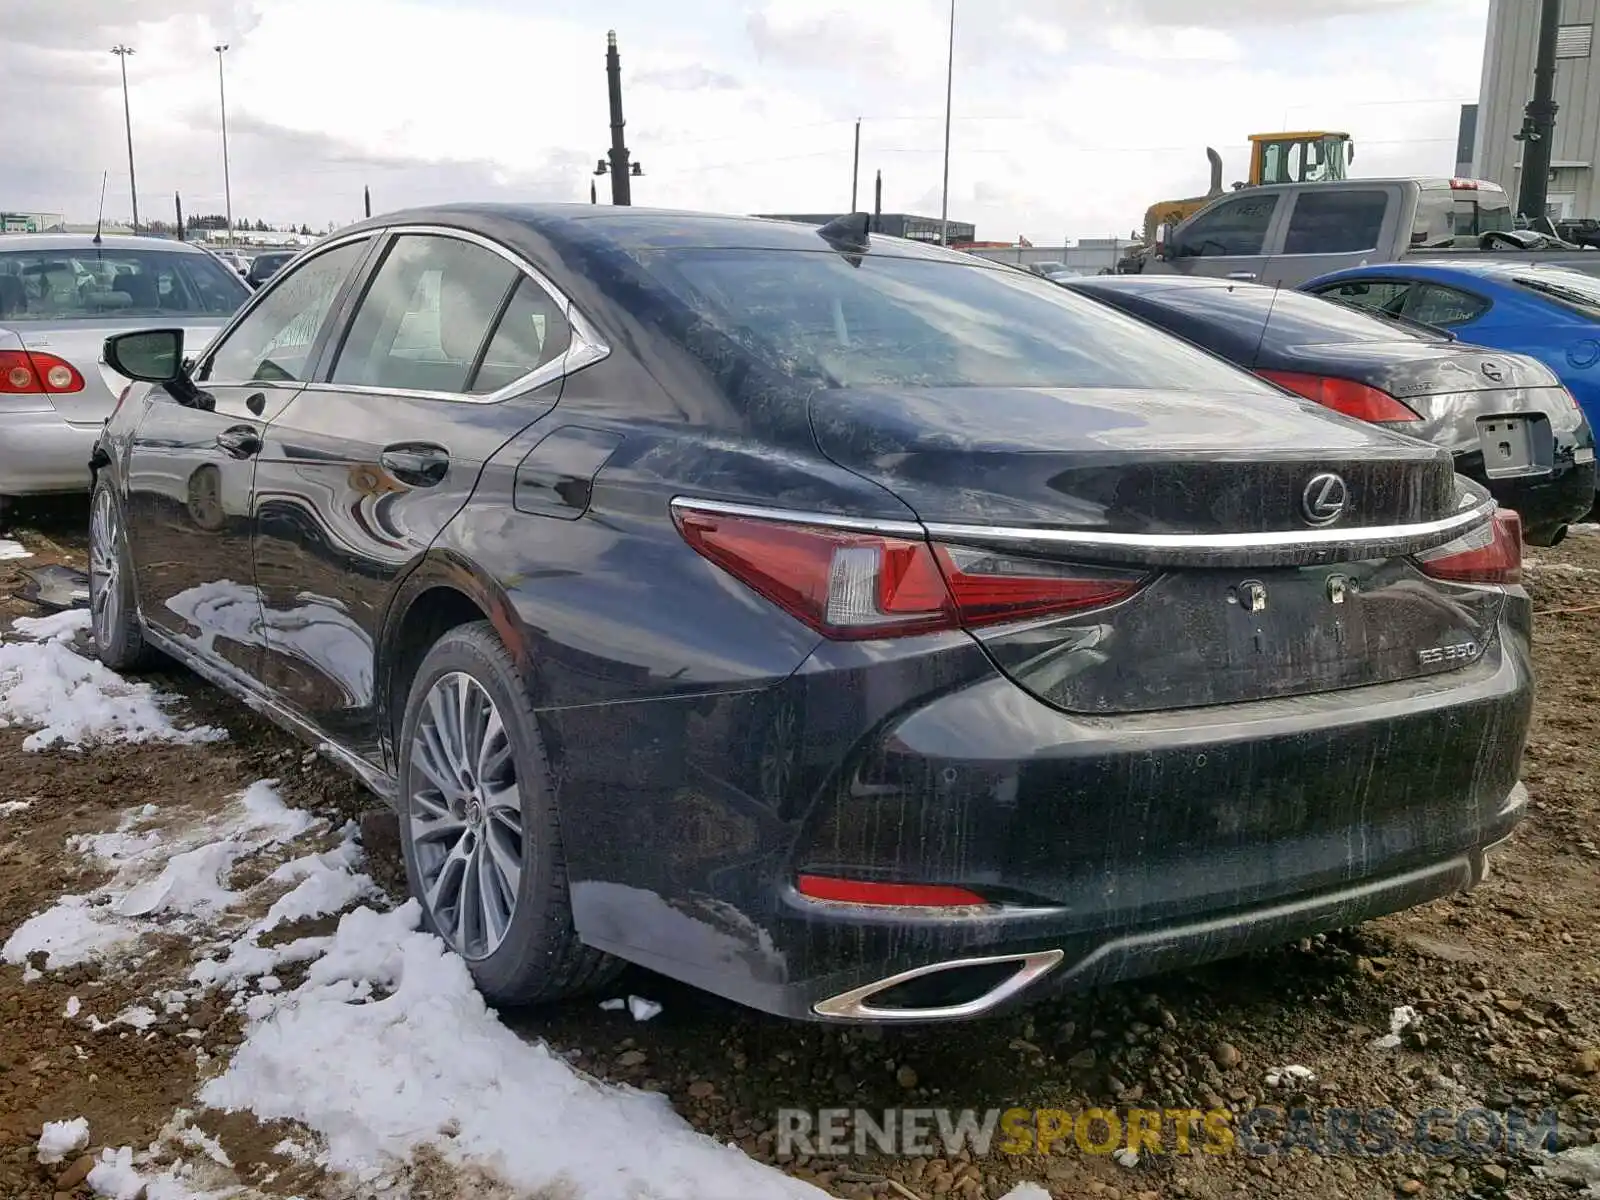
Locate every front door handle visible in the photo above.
<box><xmin>216</xmin><ymin>425</ymin><xmax>262</xmax><ymax>459</ymax></box>
<box><xmin>1227</xmin><ymin>271</ymin><xmax>1258</xmax><ymax>281</ymax></box>
<box><xmin>380</xmin><ymin>442</ymin><xmax>450</xmax><ymax>487</ymax></box>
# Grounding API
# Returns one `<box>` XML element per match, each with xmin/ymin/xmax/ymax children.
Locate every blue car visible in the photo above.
<box><xmin>1302</xmin><ymin>261</ymin><xmax>1600</xmax><ymax>464</ymax></box>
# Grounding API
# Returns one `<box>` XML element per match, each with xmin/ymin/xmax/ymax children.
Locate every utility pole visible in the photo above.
<box><xmin>873</xmin><ymin>169</ymin><xmax>883</xmax><ymax>233</ymax></box>
<box><xmin>938</xmin><ymin>0</ymin><xmax>955</xmax><ymax>245</ymax></box>
<box><xmin>601</xmin><ymin>31</ymin><xmax>641</xmax><ymax>206</ymax></box>
<box><xmin>1515</xmin><ymin>0</ymin><xmax>1563</xmax><ymax>222</ymax></box>
<box><xmin>175</xmin><ymin>192</ymin><xmax>184</xmax><ymax>241</ymax></box>
<box><xmin>215</xmin><ymin>45</ymin><xmax>233</xmax><ymax>247</ymax></box>
<box><xmin>364</xmin><ymin>186</ymin><xmax>371</xmax><ymax>218</ymax></box>
<box><xmin>111</xmin><ymin>45</ymin><xmax>139</xmax><ymax>233</ymax></box>
<box><xmin>851</xmin><ymin>119</ymin><xmax>861</xmax><ymax>212</ymax></box>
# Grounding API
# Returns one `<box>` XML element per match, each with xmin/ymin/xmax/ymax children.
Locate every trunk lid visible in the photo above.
<box><xmin>809</xmin><ymin>384</ymin><xmax>1499</xmax><ymax>714</ymax></box>
<box><xmin>809</xmin><ymin>385</ymin><xmax>1459</xmax><ymax>536</ymax></box>
<box><xmin>3</xmin><ymin>320</ymin><xmax>229</xmax><ymax>423</ymax></box>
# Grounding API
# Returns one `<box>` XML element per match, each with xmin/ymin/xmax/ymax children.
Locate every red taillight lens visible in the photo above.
<box><xmin>796</xmin><ymin>874</ymin><xmax>989</xmax><ymax>907</ymax></box>
<box><xmin>0</xmin><ymin>350</ymin><xmax>85</xmax><ymax>395</ymax></box>
<box><xmin>673</xmin><ymin>508</ymin><xmax>1145</xmax><ymax>639</ymax></box>
<box><xmin>1417</xmin><ymin>509</ymin><xmax>1522</xmax><ymax>585</ymax></box>
<box><xmin>1258</xmin><ymin>370</ymin><xmax>1421</xmax><ymax>424</ymax></box>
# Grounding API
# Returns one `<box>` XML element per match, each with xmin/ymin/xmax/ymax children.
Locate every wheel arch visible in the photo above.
<box><xmin>377</xmin><ymin>549</ymin><xmax>532</xmax><ymax>773</ymax></box>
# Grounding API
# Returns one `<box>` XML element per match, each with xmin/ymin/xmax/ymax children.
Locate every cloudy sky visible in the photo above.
<box><xmin>3</xmin><ymin>0</ymin><xmax>1490</xmax><ymax>242</ymax></box>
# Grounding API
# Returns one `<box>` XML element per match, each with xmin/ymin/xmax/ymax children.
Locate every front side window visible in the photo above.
<box><xmin>1312</xmin><ymin>279</ymin><xmax>1412</xmax><ymax>314</ymax></box>
<box><xmin>0</xmin><ymin>246</ymin><xmax>248</xmax><ymax>322</ymax></box>
<box><xmin>1282</xmin><ymin>191</ymin><xmax>1387</xmax><ymax>255</ymax></box>
<box><xmin>331</xmin><ymin>234</ymin><xmax>521</xmax><ymax>394</ymax></box>
<box><xmin>632</xmin><ymin>250</ymin><xmax>1277</xmax><ymax>393</ymax></box>
<box><xmin>1173</xmin><ymin>195</ymin><xmax>1278</xmax><ymax>258</ymax></box>
<box><xmin>201</xmin><ymin>238</ymin><xmax>369</xmax><ymax>384</ymax></box>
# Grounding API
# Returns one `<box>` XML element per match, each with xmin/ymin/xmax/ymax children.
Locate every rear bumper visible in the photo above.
<box><xmin>0</xmin><ymin>408</ymin><xmax>99</xmax><ymax>495</ymax></box>
<box><xmin>562</xmin><ymin>610</ymin><xmax>1534</xmax><ymax>1022</ymax></box>
<box><xmin>1474</xmin><ymin>455</ymin><xmax>1595</xmax><ymax>543</ymax></box>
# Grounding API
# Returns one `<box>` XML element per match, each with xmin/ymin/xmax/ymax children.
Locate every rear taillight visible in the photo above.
<box><xmin>1417</xmin><ymin>509</ymin><xmax>1522</xmax><ymax>585</ymax></box>
<box><xmin>672</xmin><ymin>507</ymin><xmax>1146</xmax><ymax>639</ymax></box>
<box><xmin>0</xmin><ymin>350</ymin><xmax>85</xmax><ymax>395</ymax></box>
<box><xmin>796</xmin><ymin>874</ymin><xmax>989</xmax><ymax>907</ymax></box>
<box><xmin>1258</xmin><ymin>370</ymin><xmax>1421</xmax><ymax>424</ymax></box>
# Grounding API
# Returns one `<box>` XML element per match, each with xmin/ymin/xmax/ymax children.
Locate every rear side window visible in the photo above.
<box><xmin>470</xmin><ymin>277</ymin><xmax>573</xmax><ymax>393</ymax></box>
<box><xmin>1172</xmin><ymin>194</ymin><xmax>1278</xmax><ymax>258</ymax></box>
<box><xmin>333</xmin><ymin>234</ymin><xmax>520</xmax><ymax>394</ymax></box>
<box><xmin>632</xmin><ymin>251</ymin><xmax>1274</xmax><ymax>392</ymax></box>
<box><xmin>1407</xmin><ymin>284</ymin><xmax>1490</xmax><ymax>327</ymax></box>
<box><xmin>1282</xmin><ymin>191</ymin><xmax>1387</xmax><ymax>255</ymax></box>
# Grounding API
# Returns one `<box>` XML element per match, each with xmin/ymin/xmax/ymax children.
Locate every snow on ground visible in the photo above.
<box><xmin>37</xmin><ymin>1117</ymin><xmax>90</xmax><ymax>1163</ymax></box>
<box><xmin>1</xmin><ymin>606</ymin><xmax>1058</xmax><ymax>1200</ymax></box>
<box><xmin>0</xmin><ymin>538</ymin><xmax>30</xmax><ymax>561</ymax></box>
<box><xmin>0</xmin><ymin>610</ymin><xmax>224</xmax><ymax>750</ymax></box>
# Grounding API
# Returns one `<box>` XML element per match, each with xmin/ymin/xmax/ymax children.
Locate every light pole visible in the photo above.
<box><xmin>111</xmin><ymin>44</ymin><xmax>138</xmax><ymax>232</ymax></box>
<box><xmin>215</xmin><ymin>44</ymin><xmax>233</xmax><ymax>246</ymax></box>
<box><xmin>938</xmin><ymin>0</ymin><xmax>955</xmax><ymax>245</ymax></box>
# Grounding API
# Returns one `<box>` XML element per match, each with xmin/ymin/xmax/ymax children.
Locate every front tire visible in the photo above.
<box><xmin>396</xmin><ymin>621</ymin><xmax>620</xmax><ymax>1005</ymax></box>
<box><xmin>89</xmin><ymin>479</ymin><xmax>152</xmax><ymax>671</ymax></box>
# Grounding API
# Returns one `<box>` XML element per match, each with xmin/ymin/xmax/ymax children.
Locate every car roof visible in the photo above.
<box><xmin>330</xmin><ymin>203</ymin><xmax>1002</xmax><ymax>264</ymax></box>
<box><xmin>0</xmin><ymin>232</ymin><xmax>215</xmax><ymax>254</ymax></box>
<box><xmin>1063</xmin><ymin>274</ymin><xmax>1252</xmax><ymax>295</ymax></box>
<box><xmin>1307</xmin><ymin>258</ymin><xmax>1600</xmax><ymax>287</ymax></box>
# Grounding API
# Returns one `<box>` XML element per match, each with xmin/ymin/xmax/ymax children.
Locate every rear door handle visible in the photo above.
<box><xmin>1227</xmin><ymin>271</ymin><xmax>1258</xmax><ymax>281</ymax></box>
<box><xmin>215</xmin><ymin>425</ymin><xmax>261</xmax><ymax>458</ymax></box>
<box><xmin>380</xmin><ymin>442</ymin><xmax>450</xmax><ymax>487</ymax></box>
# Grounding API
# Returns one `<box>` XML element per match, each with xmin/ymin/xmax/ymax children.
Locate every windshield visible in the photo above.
<box><xmin>0</xmin><ymin>245</ymin><xmax>248</xmax><ymax>322</ymax></box>
<box><xmin>637</xmin><ymin>249</ymin><xmax>1276</xmax><ymax>392</ymax></box>
<box><xmin>1512</xmin><ymin>269</ymin><xmax>1600</xmax><ymax>319</ymax></box>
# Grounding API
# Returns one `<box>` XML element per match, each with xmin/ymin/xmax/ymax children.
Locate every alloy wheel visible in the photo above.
<box><xmin>89</xmin><ymin>487</ymin><xmax>122</xmax><ymax>649</ymax></box>
<box><xmin>409</xmin><ymin>670</ymin><xmax>525</xmax><ymax>960</ymax></box>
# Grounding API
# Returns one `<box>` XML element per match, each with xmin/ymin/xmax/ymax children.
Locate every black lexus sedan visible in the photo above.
<box><xmin>89</xmin><ymin>205</ymin><xmax>1531</xmax><ymax>1023</ymax></box>
<box><xmin>1060</xmin><ymin>274</ymin><xmax>1595</xmax><ymax>547</ymax></box>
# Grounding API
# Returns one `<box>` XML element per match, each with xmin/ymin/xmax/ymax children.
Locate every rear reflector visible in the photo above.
<box><xmin>1417</xmin><ymin>509</ymin><xmax>1522</xmax><ymax>585</ymax></box>
<box><xmin>1258</xmin><ymin>370</ymin><xmax>1421</xmax><ymax>424</ymax></box>
<box><xmin>673</xmin><ymin>507</ymin><xmax>1146</xmax><ymax>639</ymax></box>
<box><xmin>796</xmin><ymin>874</ymin><xmax>989</xmax><ymax>907</ymax></box>
<box><xmin>0</xmin><ymin>350</ymin><xmax>85</xmax><ymax>395</ymax></box>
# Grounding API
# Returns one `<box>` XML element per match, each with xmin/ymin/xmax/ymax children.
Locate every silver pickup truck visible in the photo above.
<box><xmin>1138</xmin><ymin>177</ymin><xmax>1600</xmax><ymax>287</ymax></box>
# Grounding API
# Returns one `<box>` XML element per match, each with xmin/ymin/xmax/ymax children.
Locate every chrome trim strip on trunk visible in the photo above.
<box><xmin>670</xmin><ymin>491</ymin><xmax>1499</xmax><ymax>568</ymax></box>
<box><xmin>812</xmin><ymin>950</ymin><xmax>1065</xmax><ymax>1022</ymax></box>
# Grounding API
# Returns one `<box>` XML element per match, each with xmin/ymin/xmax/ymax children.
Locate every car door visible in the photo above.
<box><xmin>1159</xmin><ymin>192</ymin><xmax>1286</xmax><ymax>283</ymax></box>
<box><xmin>124</xmin><ymin>235</ymin><xmax>376</xmax><ymax>685</ymax></box>
<box><xmin>250</xmin><ymin>227</ymin><xmax>583</xmax><ymax>761</ymax></box>
<box><xmin>1262</xmin><ymin>187</ymin><xmax>1402</xmax><ymax>287</ymax></box>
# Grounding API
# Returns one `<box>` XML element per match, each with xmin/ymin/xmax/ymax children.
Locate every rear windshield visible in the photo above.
<box><xmin>0</xmin><ymin>246</ymin><xmax>249</xmax><ymax>322</ymax></box>
<box><xmin>1142</xmin><ymin>284</ymin><xmax>1442</xmax><ymax>347</ymax></box>
<box><xmin>633</xmin><ymin>249</ymin><xmax>1271</xmax><ymax>391</ymax></box>
<box><xmin>1511</xmin><ymin>269</ymin><xmax>1600</xmax><ymax>319</ymax></box>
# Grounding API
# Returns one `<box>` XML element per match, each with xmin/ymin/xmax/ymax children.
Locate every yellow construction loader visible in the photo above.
<box><xmin>1140</xmin><ymin>131</ymin><xmax>1355</xmax><ymax>247</ymax></box>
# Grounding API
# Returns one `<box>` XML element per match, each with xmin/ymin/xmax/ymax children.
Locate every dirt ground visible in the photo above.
<box><xmin>1</xmin><ymin>497</ymin><xmax>1597</xmax><ymax>1200</ymax></box>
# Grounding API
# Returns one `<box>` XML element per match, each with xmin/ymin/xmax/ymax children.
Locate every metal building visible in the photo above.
<box><xmin>1473</xmin><ymin>0</ymin><xmax>1600</xmax><ymax>218</ymax></box>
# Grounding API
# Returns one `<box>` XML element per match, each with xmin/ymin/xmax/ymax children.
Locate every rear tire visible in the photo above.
<box><xmin>396</xmin><ymin>621</ymin><xmax>622</xmax><ymax>1005</ymax></box>
<box><xmin>89</xmin><ymin>479</ymin><xmax>152</xmax><ymax>671</ymax></box>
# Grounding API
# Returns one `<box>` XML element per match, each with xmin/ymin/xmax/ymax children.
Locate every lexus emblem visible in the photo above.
<box><xmin>1481</xmin><ymin>361</ymin><xmax>1504</xmax><ymax>382</ymax></box>
<box><xmin>1301</xmin><ymin>473</ymin><xmax>1349</xmax><ymax>526</ymax></box>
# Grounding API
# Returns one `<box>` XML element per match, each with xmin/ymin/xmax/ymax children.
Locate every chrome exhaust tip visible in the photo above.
<box><xmin>812</xmin><ymin>949</ymin><xmax>1064</xmax><ymax>1022</ymax></box>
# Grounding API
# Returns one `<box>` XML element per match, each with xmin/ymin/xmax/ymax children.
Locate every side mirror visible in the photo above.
<box><xmin>104</xmin><ymin>328</ymin><xmax>185</xmax><ymax>384</ymax></box>
<box><xmin>1154</xmin><ymin>223</ymin><xmax>1174</xmax><ymax>260</ymax></box>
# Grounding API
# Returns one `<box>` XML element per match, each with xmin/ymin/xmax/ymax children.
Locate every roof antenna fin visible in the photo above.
<box><xmin>816</xmin><ymin>211</ymin><xmax>870</xmax><ymax>255</ymax></box>
<box><xmin>93</xmin><ymin>170</ymin><xmax>108</xmax><ymax>245</ymax></box>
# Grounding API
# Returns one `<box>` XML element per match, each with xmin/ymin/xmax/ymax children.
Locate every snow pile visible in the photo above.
<box><xmin>1265</xmin><ymin>1064</ymin><xmax>1317</xmax><ymax>1088</ymax></box>
<box><xmin>0</xmin><ymin>610</ymin><xmax>224</xmax><ymax>750</ymax></box>
<box><xmin>0</xmin><ymin>798</ymin><xmax>33</xmax><ymax>816</ymax></box>
<box><xmin>36</xmin><ymin>1116</ymin><xmax>90</xmax><ymax>1163</ymax></box>
<box><xmin>2</xmin><ymin>781</ymin><xmax>319</xmax><ymax>969</ymax></box>
<box><xmin>1372</xmin><ymin>1005</ymin><xmax>1420</xmax><ymax>1050</ymax></box>
<box><xmin>0</xmin><ymin>538</ymin><xmax>29</xmax><ymax>561</ymax></box>
<box><xmin>200</xmin><ymin>900</ymin><xmax>830</xmax><ymax>1200</ymax></box>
